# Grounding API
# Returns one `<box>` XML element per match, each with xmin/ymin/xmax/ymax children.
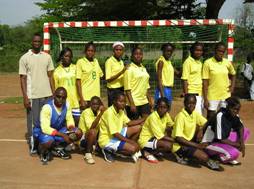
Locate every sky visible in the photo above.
<box><xmin>0</xmin><ymin>0</ymin><xmax>245</xmax><ymax>26</ymax></box>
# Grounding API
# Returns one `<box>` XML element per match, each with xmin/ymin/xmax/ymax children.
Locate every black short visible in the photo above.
<box><xmin>175</xmin><ymin>146</ymin><xmax>197</xmax><ymax>158</ymax></box>
<box><xmin>107</xmin><ymin>87</ymin><xmax>124</xmax><ymax>107</ymax></box>
<box><xmin>126</xmin><ymin>103</ymin><xmax>151</xmax><ymax>120</ymax></box>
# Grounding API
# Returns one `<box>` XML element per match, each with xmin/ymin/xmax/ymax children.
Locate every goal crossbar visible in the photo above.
<box><xmin>43</xmin><ymin>19</ymin><xmax>235</xmax><ymax>61</ymax></box>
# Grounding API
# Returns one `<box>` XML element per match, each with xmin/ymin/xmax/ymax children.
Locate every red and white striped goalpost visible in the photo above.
<box><xmin>43</xmin><ymin>19</ymin><xmax>235</xmax><ymax>62</ymax></box>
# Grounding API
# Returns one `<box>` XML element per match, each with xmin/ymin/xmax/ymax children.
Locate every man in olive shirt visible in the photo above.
<box><xmin>19</xmin><ymin>33</ymin><xmax>55</xmax><ymax>155</ymax></box>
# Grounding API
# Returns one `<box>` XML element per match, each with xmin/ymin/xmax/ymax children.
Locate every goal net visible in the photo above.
<box><xmin>43</xmin><ymin>19</ymin><xmax>235</xmax><ymax>95</ymax></box>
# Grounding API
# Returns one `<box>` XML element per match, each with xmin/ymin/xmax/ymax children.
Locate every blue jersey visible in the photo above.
<box><xmin>35</xmin><ymin>99</ymin><xmax>67</xmax><ymax>131</ymax></box>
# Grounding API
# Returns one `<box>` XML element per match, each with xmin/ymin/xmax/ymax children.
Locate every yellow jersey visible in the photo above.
<box><xmin>124</xmin><ymin>63</ymin><xmax>150</xmax><ymax>106</ymax></box>
<box><xmin>79</xmin><ymin>107</ymin><xmax>101</xmax><ymax>133</ymax></box>
<box><xmin>138</xmin><ymin>111</ymin><xmax>174</xmax><ymax>148</ymax></box>
<box><xmin>76</xmin><ymin>57</ymin><xmax>103</xmax><ymax>101</ymax></box>
<box><xmin>155</xmin><ymin>55</ymin><xmax>174</xmax><ymax>87</ymax></box>
<box><xmin>54</xmin><ymin>63</ymin><xmax>79</xmax><ymax>109</ymax></box>
<box><xmin>181</xmin><ymin>56</ymin><xmax>203</xmax><ymax>96</ymax></box>
<box><xmin>202</xmin><ymin>57</ymin><xmax>236</xmax><ymax>100</ymax></box>
<box><xmin>172</xmin><ymin>108</ymin><xmax>207</xmax><ymax>152</ymax></box>
<box><xmin>105</xmin><ymin>56</ymin><xmax>124</xmax><ymax>88</ymax></box>
<box><xmin>98</xmin><ymin>105</ymin><xmax>130</xmax><ymax>148</ymax></box>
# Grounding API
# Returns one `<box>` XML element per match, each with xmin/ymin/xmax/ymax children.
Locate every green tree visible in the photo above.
<box><xmin>0</xmin><ymin>25</ymin><xmax>11</xmax><ymax>46</ymax></box>
<box><xmin>36</xmin><ymin>0</ymin><xmax>84</xmax><ymax>21</ymax></box>
<box><xmin>234</xmin><ymin>3</ymin><xmax>254</xmax><ymax>59</ymax></box>
<box><xmin>36</xmin><ymin>0</ymin><xmax>203</xmax><ymax>21</ymax></box>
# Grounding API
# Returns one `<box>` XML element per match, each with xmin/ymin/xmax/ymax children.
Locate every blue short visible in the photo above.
<box><xmin>154</xmin><ymin>87</ymin><xmax>172</xmax><ymax>104</ymax></box>
<box><xmin>104</xmin><ymin>127</ymin><xmax>127</xmax><ymax>152</ymax></box>
<box><xmin>33</xmin><ymin>127</ymin><xmax>78</xmax><ymax>144</ymax></box>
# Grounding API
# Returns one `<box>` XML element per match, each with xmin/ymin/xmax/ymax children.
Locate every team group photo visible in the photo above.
<box><xmin>0</xmin><ymin>0</ymin><xmax>254</xmax><ymax>189</ymax></box>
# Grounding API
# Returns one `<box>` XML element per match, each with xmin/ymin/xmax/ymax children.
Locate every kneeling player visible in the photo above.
<box><xmin>79</xmin><ymin>96</ymin><xmax>106</xmax><ymax>164</ymax></box>
<box><xmin>203</xmin><ymin>97</ymin><xmax>250</xmax><ymax>165</ymax></box>
<box><xmin>138</xmin><ymin>97</ymin><xmax>174</xmax><ymax>163</ymax></box>
<box><xmin>33</xmin><ymin>87</ymin><xmax>82</xmax><ymax>164</ymax></box>
<box><xmin>172</xmin><ymin>94</ymin><xmax>221</xmax><ymax>170</ymax></box>
<box><xmin>98</xmin><ymin>92</ymin><xmax>145</xmax><ymax>163</ymax></box>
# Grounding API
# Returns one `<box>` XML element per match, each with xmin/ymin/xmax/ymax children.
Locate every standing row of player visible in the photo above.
<box><xmin>19</xmin><ymin>33</ymin><xmax>248</xmax><ymax>169</ymax></box>
<box><xmin>55</xmin><ymin>39</ymin><xmax>236</xmax><ymax>120</ymax></box>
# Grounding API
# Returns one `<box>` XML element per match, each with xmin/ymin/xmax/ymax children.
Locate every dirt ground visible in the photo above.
<box><xmin>0</xmin><ymin>74</ymin><xmax>253</xmax><ymax>189</ymax></box>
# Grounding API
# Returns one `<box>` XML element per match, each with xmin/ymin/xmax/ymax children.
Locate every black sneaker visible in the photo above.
<box><xmin>102</xmin><ymin>149</ymin><xmax>115</xmax><ymax>163</ymax></box>
<box><xmin>40</xmin><ymin>151</ymin><xmax>52</xmax><ymax>165</ymax></box>
<box><xmin>51</xmin><ymin>148</ymin><xmax>71</xmax><ymax>160</ymax></box>
<box><xmin>207</xmin><ymin>159</ymin><xmax>221</xmax><ymax>171</ymax></box>
<box><xmin>174</xmin><ymin>153</ymin><xmax>188</xmax><ymax>165</ymax></box>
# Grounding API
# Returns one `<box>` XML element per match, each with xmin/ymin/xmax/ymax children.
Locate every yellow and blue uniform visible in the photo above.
<box><xmin>202</xmin><ymin>57</ymin><xmax>236</xmax><ymax>100</ymax></box>
<box><xmin>33</xmin><ymin>99</ymin><xmax>75</xmax><ymax>144</ymax></box>
<box><xmin>76</xmin><ymin>57</ymin><xmax>104</xmax><ymax>101</ymax></box>
<box><xmin>172</xmin><ymin>108</ymin><xmax>207</xmax><ymax>152</ymax></box>
<box><xmin>98</xmin><ymin>106</ymin><xmax>130</xmax><ymax>148</ymax></box>
<box><xmin>54</xmin><ymin>63</ymin><xmax>80</xmax><ymax>115</ymax></box>
<box><xmin>138</xmin><ymin>111</ymin><xmax>174</xmax><ymax>149</ymax></box>
<box><xmin>154</xmin><ymin>55</ymin><xmax>174</xmax><ymax>103</ymax></box>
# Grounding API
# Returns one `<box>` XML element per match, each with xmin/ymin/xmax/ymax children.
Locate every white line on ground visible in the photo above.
<box><xmin>0</xmin><ymin>139</ymin><xmax>26</xmax><ymax>142</ymax></box>
<box><xmin>0</xmin><ymin>139</ymin><xmax>253</xmax><ymax>145</ymax></box>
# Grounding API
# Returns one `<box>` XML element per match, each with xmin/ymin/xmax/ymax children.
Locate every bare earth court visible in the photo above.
<box><xmin>0</xmin><ymin>74</ymin><xmax>253</xmax><ymax>189</ymax></box>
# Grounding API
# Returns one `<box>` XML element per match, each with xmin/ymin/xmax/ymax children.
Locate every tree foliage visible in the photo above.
<box><xmin>0</xmin><ymin>18</ymin><xmax>44</xmax><ymax>72</ymax></box>
<box><xmin>36</xmin><ymin>0</ymin><xmax>204</xmax><ymax>21</ymax></box>
<box><xmin>234</xmin><ymin>3</ymin><xmax>254</xmax><ymax>59</ymax></box>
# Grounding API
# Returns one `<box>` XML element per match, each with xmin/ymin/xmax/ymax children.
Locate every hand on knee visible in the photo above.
<box><xmin>88</xmin><ymin>129</ymin><xmax>97</xmax><ymax>137</ymax></box>
<box><xmin>194</xmin><ymin>149</ymin><xmax>209</xmax><ymax>162</ymax></box>
<box><xmin>130</xmin><ymin>144</ymin><xmax>139</xmax><ymax>154</ymax></box>
<box><xmin>75</xmin><ymin>129</ymin><xmax>83</xmax><ymax>140</ymax></box>
<box><xmin>201</xmin><ymin>153</ymin><xmax>209</xmax><ymax>162</ymax></box>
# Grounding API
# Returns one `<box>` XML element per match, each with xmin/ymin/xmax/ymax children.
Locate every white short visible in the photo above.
<box><xmin>195</xmin><ymin>96</ymin><xmax>204</xmax><ymax>115</ymax></box>
<box><xmin>208</xmin><ymin>100</ymin><xmax>227</xmax><ymax>111</ymax></box>
<box><xmin>144</xmin><ymin>138</ymin><xmax>158</xmax><ymax>150</ymax></box>
<box><xmin>104</xmin><ymin>127</ymin><xmax>128</xmax><ymax>152</ymax></box>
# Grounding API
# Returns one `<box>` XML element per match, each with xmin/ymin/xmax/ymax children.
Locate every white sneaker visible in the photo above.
<box><xmin>136</xmin><ymin>151</ymin><xmax>142</xmax><ymax>157</ymax></box>
<box><xmin>132</xmin><ymin>151</ymin><xmax>142</xmax><ymax>163</ymax></box>
<box><xmin>29</xmin><ymin>136</ymin><xmax>37</xmax><ymax>155</ymax></box>
<box><xmin>65</xmin><ymin>143</ymin><xmax>76</xmax><ymax>152</ymax></box>
<box><xmin>228</xmin><ymin>160</ymin><xmax>241</xmax><ymax>165</ymax></box>
<box><xmin>145</xmin><ymin>154</ymin><xmax>159</xmax><ymax>163</ymax></box>
<box><xmin>84</xmin><ymin>153</ymin><xmax>95</xmax><ymax>164</ymax></box>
